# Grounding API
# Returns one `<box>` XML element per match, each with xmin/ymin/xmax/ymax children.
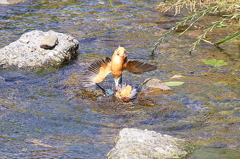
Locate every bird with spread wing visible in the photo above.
<box><xmin>81</xmin><ymin>46</ymin><xmax>157</xmax><ymax>94</ymax></box>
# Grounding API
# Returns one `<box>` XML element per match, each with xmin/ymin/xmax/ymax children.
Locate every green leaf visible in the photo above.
<box><xmin>164</xmin><ymin>81</ymin><xmax>185</xmax><ymax>87</ymax></box>
<box><xmin>202</xmin><ymin>59</ymin><xmax>228</xmax><ymax>67</ymax></box>
<box><xmin>215</xmin><ymin>31</ymin><xmax>240</xmax><ymax>45</ymax></box>
<box><xmin>217</xmin><ymin>23</ymin><xmax>228</xmax><ymax>28</ymax></box>
<box><xmin>202</xmin><ymin>39</ymin><xmax>214</xmax><ymax>44</ymax></box>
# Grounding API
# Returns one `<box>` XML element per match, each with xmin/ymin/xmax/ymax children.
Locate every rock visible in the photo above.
<box><xmin>40</xmin><ymin>35</ymin><xmax>58</xmax><ymax>49</ymax></box>
<box><xmin>0</xmin><ymin>0</ymin><xmax>28</xmax><ymax>5</ymax></box>
<box><xmin>0</xmin><ymin>30</ymin><xmax>79</xmax><ymax>69</ymax></box>
<box><xmin>142</xmin><ymin>78</ymin><xmax>172</xmax><ymax>91</ymax></box>
<box><xmin>170</xmin><ymin>75</ymin><xmax>184</xmax><ymax>79</ymax></box>
<box><xmin>107</xmin><ymin>128</ymin><xmax>192</xmax><ymax>159</ymax></box>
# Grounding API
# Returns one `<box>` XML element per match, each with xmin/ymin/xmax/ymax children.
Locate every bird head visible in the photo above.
<box><xmin>112</xmin><ymin>46</ymin><xmax>127</xmax><ymax>63</ymax></box>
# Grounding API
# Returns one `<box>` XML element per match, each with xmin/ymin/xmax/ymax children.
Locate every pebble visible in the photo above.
<box><xmin>143</xmin><ymin>78</ymin><xmax>172</xmax><ymax>91</ymax></box>
<box><xmin>40</xmin><ymin>35</ymin><xmax>58</xmax><ymax>49</ymax></box>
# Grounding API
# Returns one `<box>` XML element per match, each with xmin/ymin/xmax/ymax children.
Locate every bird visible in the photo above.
<box><xmin>115</xmin><ymin>83</ymin><xmax>137</xmax><ymax>102</ymax></box>
<box><xmin>81</xmin><ymin>46</ymin><xmax>157</xmax><ymax>94</ymax></box>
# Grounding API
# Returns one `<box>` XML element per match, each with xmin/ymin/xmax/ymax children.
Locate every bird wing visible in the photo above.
<box><xmin>81</xmin><ymin>57</ymin><xmax>112</xmax><ymax>87</ymax></box>
<box><xmin>123</xmin><ymin>60</ymin><xmax>157</xmax><ymax>73</ymax></box>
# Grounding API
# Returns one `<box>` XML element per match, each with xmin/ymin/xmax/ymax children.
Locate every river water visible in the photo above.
<box><xmin>0</xmin><ymin>0</ymin><xmax>239</xmax><ymax>158</ymax></box>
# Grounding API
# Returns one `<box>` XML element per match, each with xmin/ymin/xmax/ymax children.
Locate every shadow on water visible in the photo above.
<box><xmin>0</xmin><ymin>0</ymin><xmax>240</xmax><ymax>158</ymax></box>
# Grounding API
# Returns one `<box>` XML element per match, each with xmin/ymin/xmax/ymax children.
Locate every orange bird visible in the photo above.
<box><xmin>81</xmin><ymin>46</ymin><xmax>157</xmax><ymax>93</ymax></box>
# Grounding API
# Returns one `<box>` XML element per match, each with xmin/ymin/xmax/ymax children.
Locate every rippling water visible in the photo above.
<box><xmin>0</xmin><ymin>0</ymin><xmax>240</xmax><ymax>158</ymax></box>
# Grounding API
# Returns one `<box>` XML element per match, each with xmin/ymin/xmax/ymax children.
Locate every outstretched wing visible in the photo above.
<box><xmin>81</xmin><ymin>57</ymin><xmax>112</xmax><ymax>87</ymax></box>
<box><xmin>123</xmin><ymin>60</ymin><xmax>157</xmax><ymax>73</ymax></box>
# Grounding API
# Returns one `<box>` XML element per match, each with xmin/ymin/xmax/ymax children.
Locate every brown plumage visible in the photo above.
<box><xmin>81</xmin><ymin>46</ymin><xmax>157</xmax><ymax>88</ymax></box>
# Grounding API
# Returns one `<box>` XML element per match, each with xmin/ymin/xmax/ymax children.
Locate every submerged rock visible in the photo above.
<box><xmin>0</xmin><ymin>30</ymin><xmax>79</xmax><ymax>69</ymax></box>
<box><xmin>107</xmin><ymin>128</ymin><xmax>192</xmax><ymax>159</ymax></box>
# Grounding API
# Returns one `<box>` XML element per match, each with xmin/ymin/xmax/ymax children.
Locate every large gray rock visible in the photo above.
<box><xmin>107</xmin><ymin>128</ymin><xmax>192</xmax><ymax>159</ymax></box>
<box><xmin>0</xmin><ymin>30</ymin><xmax>79</xmax><ymax>69</ymax></box>
<box><xmin>0</xmin><ymin>0</ymin><xmax>28</xmax><ymax>5</ymax></box>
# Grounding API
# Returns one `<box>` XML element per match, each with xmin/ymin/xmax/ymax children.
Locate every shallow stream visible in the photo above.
<box><xmin>0</xmin><ymin>0</ymin><xmax>239</xmax><ymax>158</ymax></box>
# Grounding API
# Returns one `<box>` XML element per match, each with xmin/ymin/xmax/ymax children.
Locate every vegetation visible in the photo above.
<box><xmin>151</xmin><ymin>0</ymin><xmax>240</xmax><ymax>55</ymax></box>
<box><xmin>202</xmin><ymin>59</ymin><xmax>228</xmax><ymax>67</ymax></box>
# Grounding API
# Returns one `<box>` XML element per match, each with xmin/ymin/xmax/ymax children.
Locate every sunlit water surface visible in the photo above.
<box><xmin>0</xmin><ymin>0</ymin><xmax>239</xmax><ymax>158</ymax></box>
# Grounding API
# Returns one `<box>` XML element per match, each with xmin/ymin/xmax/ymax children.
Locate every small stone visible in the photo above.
<box><xmin>143</xmin><ymin>78</ymin><xmax>172</xmax><ymax>91</ymax></box>
<box><xmin>170</xmin><ymin>74</ymin><xmax>184</xmax><ymax>79</ymax></box>
<box><xmin>40</xmin><ymin>35</ymin><xmax>58</xmax><ymax>49</ymax></box>
<box><xmin>98</xmin><ymin>1</ymin><xmax>105</xmax><ymax>5</ymax></box>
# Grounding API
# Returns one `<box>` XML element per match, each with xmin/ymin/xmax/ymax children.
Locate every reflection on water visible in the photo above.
<box><xmin>0</xmin><ymin>0</ymin><xmax>240</xmax><ymax>158</ymax></box>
